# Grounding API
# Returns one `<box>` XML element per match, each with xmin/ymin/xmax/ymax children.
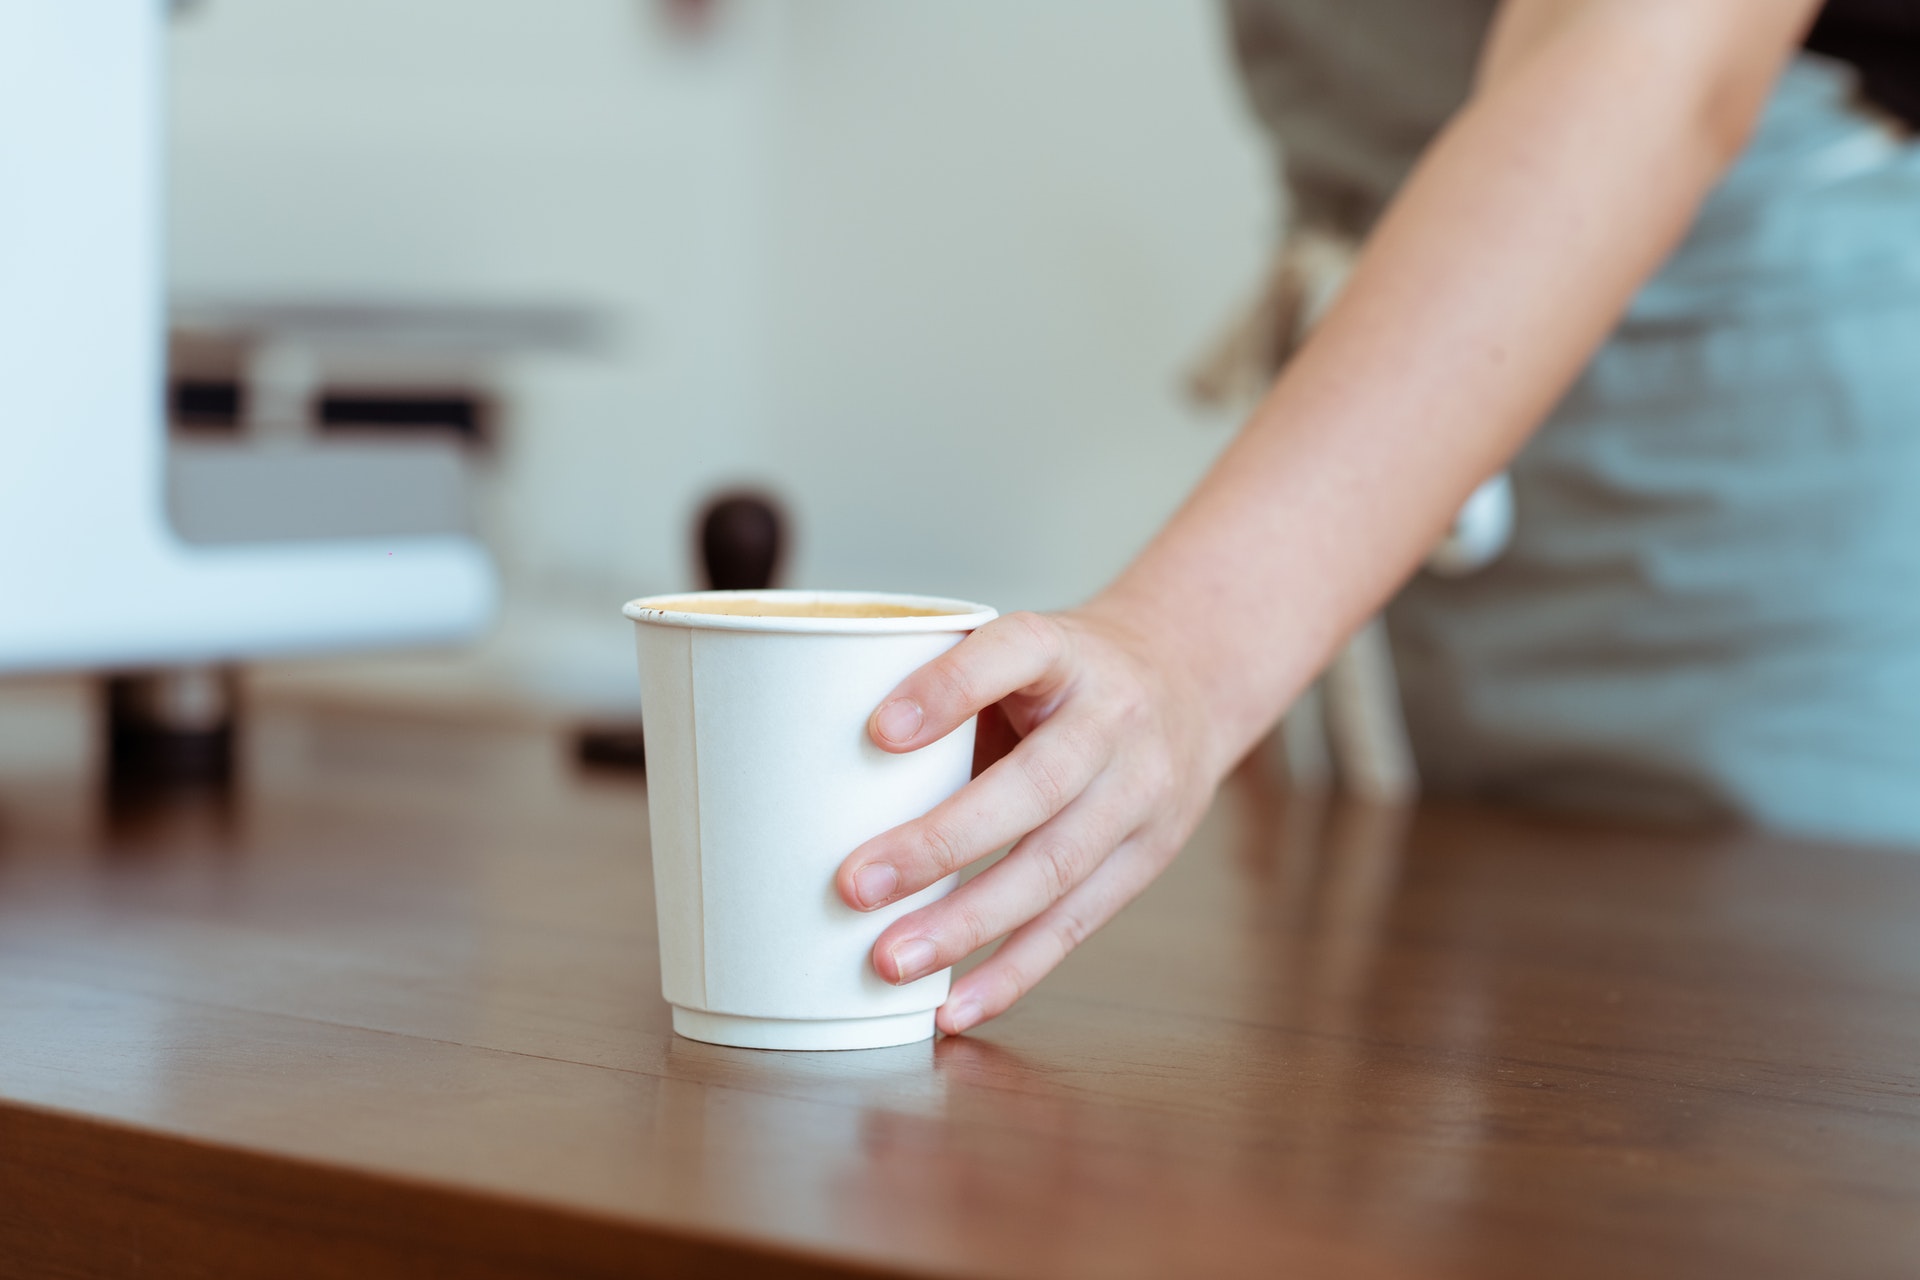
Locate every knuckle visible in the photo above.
<box><xmin>1114</xmin><ymin>679</ymin><xmax>1154</xmax><ymax>733</ymax></box>
<box><xmin>1083</xmin><ymin>691</ymin><xmax>1126</xmax><ymax>736</ymax></box>
<box><xmin>1056</xmin><ymin>707</ymin><xmax>1108</xmax><ymax>760</ymax></box>
<box><xmin>1026</xmin><ymin>834</ymin><xmax>1084</xmax><ymax>903</ymax></box>
<box><xmin>986</xmin><ymin>966</ymin><xmax>1031</xmax><ymax>1014</ymax></box>
<box><xmin>924</xmin><ymin>657</ymin><xmax>980</xmax><ymax>714</ymax></box>
<box><xmin>1131</xmin><ymin>744</ymin><xmax>1179</xmax><ymax>802</ymax></box>
<box><xmin>946</xmin><ymin>895</ymin><xmax>997</xmax><ymax>954</ymax></box>
<box><xmin>1002</xmin><ymin>610</ymin><xmax>1063</xmax><ymax>669</ymax></box>
<box><xmin>1052</xmin><ymin>902</ymin><xmax>1097</xmax><ymax>953</ymax></box>
<box><xmin>913</xmin><ymin>817</ymin><xmax>967</xmax><ymax>875</ymax></box>
<box><xmin>1018</xmin><ymin>746</ymin><xmax>1074</xmax><ymax>815</ymax></box>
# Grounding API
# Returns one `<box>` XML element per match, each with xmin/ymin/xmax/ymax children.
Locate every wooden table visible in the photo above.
<box><xmin>1</xmin><ymin>683</ymin><xmax>1916</xmax><ymax>1278</ymax></box>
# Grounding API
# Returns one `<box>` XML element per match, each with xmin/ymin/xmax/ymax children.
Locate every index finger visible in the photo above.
<box><xmin>869</xmin><ymin>611</ymin><xmax>1066</xmax><ymax>753</ymax></box>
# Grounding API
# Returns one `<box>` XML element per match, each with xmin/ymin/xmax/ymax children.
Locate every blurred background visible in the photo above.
<box><xmin>2</xmin><ymin>0</ymin><xmax>1275</xmax><ymax>787</ymax></box>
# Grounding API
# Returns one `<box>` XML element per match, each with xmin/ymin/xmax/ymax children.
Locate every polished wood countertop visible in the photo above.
<box><xmin>0</xmin><ymin>683</ymin><xmax>1916</xmax><ymax>1278</ymax></box>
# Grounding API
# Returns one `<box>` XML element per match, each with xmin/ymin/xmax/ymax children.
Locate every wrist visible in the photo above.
<box><xmin>1073</xmin><ymin>584</ymin><xmax>1276</xmax><ymax>787</ymax></box>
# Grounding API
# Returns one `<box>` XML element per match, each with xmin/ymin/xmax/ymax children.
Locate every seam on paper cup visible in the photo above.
<box><xmin>688</xmin><ymin>629</ymin><xmax>708</xmax><ymax>1008</ymax></box>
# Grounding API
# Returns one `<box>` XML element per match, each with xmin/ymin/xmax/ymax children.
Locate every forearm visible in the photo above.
<box><xmin>1093</xmin><ymin>0</ymin><xmax>1816</xmax><ymax>773</ymax></box>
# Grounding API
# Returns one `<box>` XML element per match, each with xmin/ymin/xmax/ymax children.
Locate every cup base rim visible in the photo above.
<box><xmin>671</xmin><ymin>1006</ymin><xmax>936</xmax><ymax>1051</ymax></box>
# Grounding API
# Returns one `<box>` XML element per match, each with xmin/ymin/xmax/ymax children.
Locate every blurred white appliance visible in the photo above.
<box><xmin>0</xmin><ymin>0</ymin><xmax>494</xmax><ymax>675</ymax></box>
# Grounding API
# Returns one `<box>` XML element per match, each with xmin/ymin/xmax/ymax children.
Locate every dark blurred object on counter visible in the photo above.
<box><xmin>574</xmin><ymin>489</ymin><xmax>791</xmax><ymax>775</ymax></box>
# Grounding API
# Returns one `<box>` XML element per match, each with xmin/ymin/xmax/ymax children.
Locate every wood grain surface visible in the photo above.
<box><xmin>0</xmin><ymin>680</ymin><xmax>1916</xmax><ymax>1278</ymax></box>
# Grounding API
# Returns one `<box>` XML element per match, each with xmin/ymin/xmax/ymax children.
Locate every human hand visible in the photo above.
<box><xmin>835</xmin><ymin>606</ymin><xmax>1228</xmax><ymax>1035</ymax></box>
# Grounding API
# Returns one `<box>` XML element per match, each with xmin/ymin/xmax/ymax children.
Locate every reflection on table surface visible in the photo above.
<box><xmin>0</xmin><ymin>682</ymin><xmax>1916</xmax><ymax>1279</ymax></box>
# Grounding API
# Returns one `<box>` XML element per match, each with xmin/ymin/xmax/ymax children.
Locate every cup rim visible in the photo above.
<box><xmin>622</xmin><ymin>589</ymin><xmax>998</xmax><ymax>634</ymax></box>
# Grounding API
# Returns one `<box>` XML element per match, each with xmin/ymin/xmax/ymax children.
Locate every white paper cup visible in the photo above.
<box><xmin>623</xmin><ymin>589</ymin><xmax>998</xmax><ymax>1051</ymax></box>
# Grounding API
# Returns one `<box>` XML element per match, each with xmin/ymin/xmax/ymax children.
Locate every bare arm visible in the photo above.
<box><xmin>1105</xmin><ymin>0</ymin><xmax>1820</xmax><ymax>769</ymax></box>
<box><xmin>841</xmin><ymin>0</ymin><xmax>1823</xmax><ymax>1033</ymax></box>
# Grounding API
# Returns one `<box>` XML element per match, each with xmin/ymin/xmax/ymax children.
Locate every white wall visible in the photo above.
<box><xmin>758</xmin><ymin>2</ymin><xmax>1272</xmax><ymax>610</ymax></box>
<box><xmin>167</xmin><ymin>0</ymin><xmax>1273</xmax><ymax>624</ymax></box>
<box><xmin>166</xmin><ymin>0</ymin><xmax>779</xmax><ymax>606</ymax></box>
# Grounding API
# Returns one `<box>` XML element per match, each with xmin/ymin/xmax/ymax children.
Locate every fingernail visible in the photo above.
<box><xmin>888</xmin><ymin>938</ymin><xmax>938</xmax><ymax>984</ymax></box>
<box><xmin>851</xmin><ymin>862</ymin><xmax>898</xmax><ymax>908</ymax></box>
<box><xmin>945</xmin><ymin>1001</ymin><xmax>983</xmax><ymax>1034</ymax></box>
<box><xmin>875</xmin><ymin>698</ymin><xmax>923</xmax><ymax>745</ymax></box>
